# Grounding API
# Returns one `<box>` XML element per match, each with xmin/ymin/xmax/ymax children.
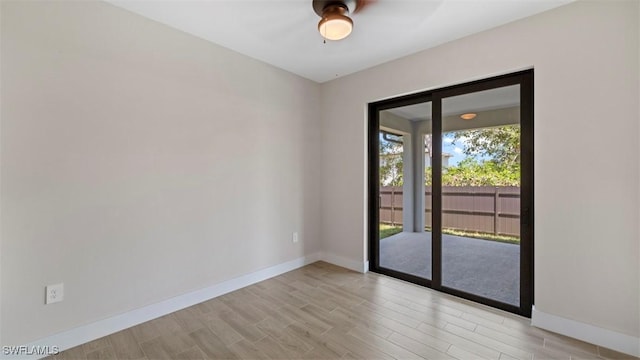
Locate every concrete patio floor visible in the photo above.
<box><xmin>379</xmin><ymin>231</ymin><xmax>520</xmax><ymax>306</ymax></box>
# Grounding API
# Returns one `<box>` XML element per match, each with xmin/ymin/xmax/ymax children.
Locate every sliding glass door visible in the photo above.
<box><xmin>369</xmin><ymin>70</ymin><xmax>533</xmax><ymax>316</ymax></box>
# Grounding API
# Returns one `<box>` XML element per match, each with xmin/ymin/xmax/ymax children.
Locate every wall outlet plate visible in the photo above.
<box><xmin>46</xmin><ymin>283</ymin><xmax>64</xmax><ymax>304</ymax></box>
<box><xmin>292</xmin><ymin>232</ymin><xmax>299</xmax><ymax>243</ymax></box>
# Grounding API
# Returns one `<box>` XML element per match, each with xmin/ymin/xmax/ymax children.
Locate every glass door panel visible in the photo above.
<box><xmin>440</xmin><ymin>85</ymin><xmax>522</xmax><ymax>306</ymax></box>
<box><xmin>378</xmin><ymin>102</ymin><xmax>432</xmax><ymax>280</ymax></box>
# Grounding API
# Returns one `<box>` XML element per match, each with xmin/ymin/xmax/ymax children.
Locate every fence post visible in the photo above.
<box><xmin>391</xmin><ymin>187</ymin><xmax>395</xmax><ymax>227</ymax></box>
<box><xmin>494</xmin><ymin>187</ymin><xmax>500</xmax><ymax>235</ymax></box>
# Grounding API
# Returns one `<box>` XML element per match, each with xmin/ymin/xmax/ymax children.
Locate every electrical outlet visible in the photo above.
<box><xmin>45</xmin><ymin>283</ymin><xmax>64</xmax><ymax>305</ymax></box>
<box><xmin>292</xmin><ymin>232</ymin><xmax>299</xmax><ymax>243</ymax></box>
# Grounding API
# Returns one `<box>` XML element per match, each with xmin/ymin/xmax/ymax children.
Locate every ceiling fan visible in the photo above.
<box><xmin>312</xmin><ymin>0</ymin><xmax>376</xmax><ymax>41</ymax></box>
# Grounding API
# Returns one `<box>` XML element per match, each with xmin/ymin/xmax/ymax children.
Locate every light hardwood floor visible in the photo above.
<box><xmin>52</xmin><ymin>262</ymin><xmax>636</xmax><ymax>360</ymax></box>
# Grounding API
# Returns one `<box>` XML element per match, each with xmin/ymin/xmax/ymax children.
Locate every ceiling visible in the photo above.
<box><xmin>106</xmin><ymin>0</ymin><xmax>573</xmax><ymax>83</ymax></box>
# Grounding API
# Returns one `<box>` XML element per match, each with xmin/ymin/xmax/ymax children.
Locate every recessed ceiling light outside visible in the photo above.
<box><xmin>460</xmin><ymin>113</ymin><xmax>477</xmax><ymax>120</ymax></box>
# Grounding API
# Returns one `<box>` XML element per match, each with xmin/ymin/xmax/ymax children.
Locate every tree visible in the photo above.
<box><xmin>426</xmin><ymin>159</ymin><xmax>519</xmax><ymax>186</ymax></box>
<box><xmin>379</xmin><ymin>133</ymin><xmax>404</xmax><ymax>186</ymax></box>
<box><xmin>450</xmin><ymin>125</ymin><xmax>520</xmax><ymax>168</ymax></box>
<box><xmin>426</xmin><ymin>124</ymin><xmax>521</xmax><ymax>187</ymax></box>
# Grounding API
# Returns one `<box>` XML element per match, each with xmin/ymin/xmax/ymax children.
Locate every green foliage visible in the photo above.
<box><xmin>379</xmin><ymin>134</ymin><xmax>404</xmax><ymax>186</ymax></box>
<box><xmin>423</xmin><ymin>125</ymin><xmax>520</xmax><ymax>186</ymax></box>
<box><xmin>379</xmin><ymin>224</ymin><xmax>402</xmax><ymax>239</ymax></box>
<box><xmin>450</xmin><ymin>125</ymin><xmax>520</xmax><ymax>168</ymax></box>
<box><xmin>381</xmin><ymin>125</ymin><xmax>521</xmax><ymax>187</ymax></box>
<box><xmin>439</xmin><ymin>228</ymin><xmax>520</xmax><ymax>244</ymax></box>
<box><xmin>380</xmin><ymin>154</ymin><xmax>403</xmax><ymax>186</ymax></box>
<box><xmin>426</xmin><ymin>158</ymin><xmax>520</xmax><ymax>186</ymax></box>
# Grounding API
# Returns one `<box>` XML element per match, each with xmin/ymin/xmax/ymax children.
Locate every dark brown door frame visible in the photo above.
<box><xmin>368</xmin><ymin>70</ymin><xmax>534</xmax><ymax>317</ymax></box>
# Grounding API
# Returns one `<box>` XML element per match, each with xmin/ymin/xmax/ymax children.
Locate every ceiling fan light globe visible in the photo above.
<box><xmin>318</xmin><ymin>17</ymin><xmax>353</xmax><ymax>40</ymax></box>
<box><xmin>317</xmin><ymin>4</ymin><xmax>353</xmax><ymax>41</ymax></box>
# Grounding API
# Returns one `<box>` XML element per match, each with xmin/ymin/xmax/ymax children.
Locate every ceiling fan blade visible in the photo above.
<box><xmin>353</xmin><ymin>0</ymin><xmax>377</xmax><ymax>14</ymax></box>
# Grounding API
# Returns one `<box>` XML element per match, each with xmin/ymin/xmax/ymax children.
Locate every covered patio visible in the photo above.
<box><xmin>379</xmin><ymin>231</ymin><xmax>520</xmax><ymax>306</ymax></box>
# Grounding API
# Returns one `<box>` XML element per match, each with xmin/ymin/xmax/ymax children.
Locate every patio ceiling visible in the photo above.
<box><xmin>383</xmin><ymin>85</ymin><xmax>520</xmax><ymax>132</ymax></box>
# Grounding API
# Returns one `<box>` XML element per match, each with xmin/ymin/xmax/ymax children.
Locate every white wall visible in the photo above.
<box><xmin>320</xmin><ymin>0</ymin><xmax>639</xmax><ymax>346</ymax></box>
<box><xmin>0</xmin><ymin>0</ymin><xmax>321</xmax><ymax>346</ymax></box>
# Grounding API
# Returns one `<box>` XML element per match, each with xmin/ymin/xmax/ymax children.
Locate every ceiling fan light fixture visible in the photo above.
<box><xmin>460</xmin><ymin>113</ymin><xmax>477</xmax><ymax>120</ymax></box>
<box><xmin>317</xmin><ymin>4</ymin><xmax>353</xmax><ymax>41</ymax></box>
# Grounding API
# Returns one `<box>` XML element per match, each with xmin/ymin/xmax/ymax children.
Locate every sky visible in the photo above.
<box><xmin>381</xmin><ymin>131</ymin><xmax>484</xmax><ymax>167</ymax></box>
<box><xmin>443</xmin><ymin>131</ymin><xmax>484</xmax><ymax>166</ymax></box>
<box><xmin>443</xmin><ymin>133</ymin><xmax>466</xmax><ymax>166</ymax></box>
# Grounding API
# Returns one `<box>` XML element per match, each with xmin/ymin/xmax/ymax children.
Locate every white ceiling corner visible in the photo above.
<box><xmin>105</xmin><ymin>0</ymin><xmax>574</xmax><ymax>83</ymax></box>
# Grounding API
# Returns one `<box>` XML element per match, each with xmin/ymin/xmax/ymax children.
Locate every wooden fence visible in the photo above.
<box><xmin>380</xmin><ymin>186</ymin><xmax>520</xmax><ymax>237</ymax></box>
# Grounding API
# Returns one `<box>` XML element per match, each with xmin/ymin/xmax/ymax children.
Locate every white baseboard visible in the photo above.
<box><xmin>9</xmin><ymin>252</ymin><xmax>322</xmax><ymax>360</ymax></box>
<box><xmin>531</xmin><ymin>306</ymin><xmax>640</xmax><ymax>357</ymax></box>
<box><xmin>320</xmin><ymin>252</ymin><xmax>368</xmax><ymax>273</ymax></box>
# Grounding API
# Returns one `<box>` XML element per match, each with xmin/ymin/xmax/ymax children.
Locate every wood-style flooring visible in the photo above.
<box><xmin>51</xmin><ymin>262</ymin><xmax>636</xmax><ymax>360</ymax></box>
